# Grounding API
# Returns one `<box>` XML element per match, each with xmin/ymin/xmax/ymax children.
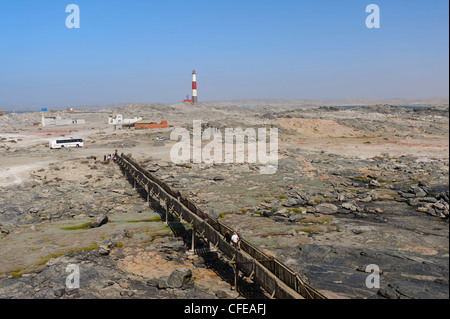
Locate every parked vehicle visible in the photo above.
<box><xmin>49</xmin><ymin>138</ymin><xmax>83</xmax><ymax>149</ymax></box>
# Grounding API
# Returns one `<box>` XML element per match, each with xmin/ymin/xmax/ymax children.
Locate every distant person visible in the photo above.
<box><xmin>224</xmin><ymin>231</ymin><xmax>231</xmax><ymax>244</ymax></box>
<box><xmin>177</xmin><ymin>191</ymin><xmax>181</xmax><ymax>201</ymax></box>
<box><xmin>104</xmin><ymin>155</ymin><xmax>106</xmax><ymax>162</ymax></box>
<box><xmin>231</xmin><ymin>232</ymin><xmax>240</xmax><ymax>249</ymax></box>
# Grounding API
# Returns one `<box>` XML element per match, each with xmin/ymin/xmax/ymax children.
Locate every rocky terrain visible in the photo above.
<box><xmin>0</xmin><ymin>100</ymin><xmax>448</xmax><ymax>299</ymax></box>
<box><xmin>0</xmin><ymin>158</ymin><xmax>245</xmax><ymax>299</ymax></box>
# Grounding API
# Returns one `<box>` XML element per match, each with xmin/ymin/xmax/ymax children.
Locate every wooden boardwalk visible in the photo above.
<box><xmin>115</xmin><ymin>153</ymin><xmax>326</xmax><ymax>300</ymax></box>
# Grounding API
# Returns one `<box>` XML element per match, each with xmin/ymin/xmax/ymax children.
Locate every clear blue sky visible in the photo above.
<box><xmin>0</xmin><ymin>0</ymin><xmax>448</xmax><ymax>110</ymax></box>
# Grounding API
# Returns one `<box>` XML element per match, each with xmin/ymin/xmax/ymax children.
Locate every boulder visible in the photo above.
<box><xmin>406</xmin><ymin>198</ymin><xmax>419</xmax><ymax>206</ymax></box>
<box><xmin>436</xmin><ymin>191</ymin><xmax>449</xmax><ymax>203</ymax></box>
<box><xmin>409</xmin><ymin>186</ymin><xmax>427</xmax><ymax>197</ymax></box>
<box><xmin>215</xmin><ymin>288</ymin><xmax>239</xmax><ymax>299</ymax></box>
<box><xmin>167</xmin><ymin>268</ymin><xmax>193</xmax><ymax>288</ymax></box>
<box><xmin>157</xmin><ymin>276</ymin><xmax>170</xmax><ymax>289</ymax></box>
<box><xmin>273</xmin><ymin>208</ymin><xmax>290</xmax><ymax>218</ymax></box>
<box><xmin>97</xmin><ymin>246</ymin><xmax>110</xmax><ymax>256</ymax></box>
<box><xmin>432</xmin><ymin>202</ymin><xmax>445</xmax><ymax>210</ymax></box>
<box><xmin>369</xmin><ymin>179</ymin><xmax>381</xmax><ymax>188</ymax></box>
<box><xmin>426</xmin><ymin>207</ymin><xmax>439</xmax><ymax>217</ymax></box>
<box><xmin>289</xmin><ymin>214</ymin><xmax>306</xmax><ymax>222</ymax></box>
<box><xmin>146</xmin><ymin>279</ymin><xmax>159</xmax><ymax>287</ymax></box>
<box><xmin>359</xmin><ymin>196</ymin><xmax>372</xmax><ymax>203</ymax></box>
<box><xmin>428</xmin><ymin>202</ymin><xmax>448</xmax><ymax>218</ymax></box>
<box><xmin>341</xmin><ymin>202</ymin><xmax>358</xmax><ymax>212</ymax></box>
<box><xmin>378</xmin><ymin>285</ymin><xmax>399</xmax><ymax>299</ymax></box>
<box><xmin>120</xmin><ymin>290</ymin><xmax>135</xmax><ymax>297</ymax></box>
<box><xmin>208</xmin><ymin>209</ymin><xmax>220</xmax><ymax>219</ymax></box>
<box><xmin>262</xmin><ymin>210</ymin><xmax>273</xmax><ymax>217</ymax></box>
<box><xmin>53</xmin><ymin>288</ymin><xmax>65</xmax><ymax>298</ymax></box>
<box><xmin>337</xmin><ymin>208</ymin><xmax>352</xmax><ymax>214</ymax></box>
<box><xmin>416</xmin><ymin>206</ymin><xmax>429</xmax><ymax>213</ymax></box>
<box><xmin>215</xmin><ymin>289</ymin><xmax>230</xmax><ymax>299</ymax></box>
<box><xmin>90</xmin><ymin>214</ymin><xmax>108</xmax><ymax>228</ymax></box>
<box><xmin>420</xmin><ymin>197</ymin><xmax>438</xmax><ymax>203</ymax></box>
<box><xmin>35</xmin><ymin>287</ymin><xmax>57</xmax><ymax>299</ymax></box>
<box><xmin>283</xmin><ymin>197</ymin><xmax>298</xmax><ymax>207</ymax></box>
<box><xmin>119</xmin><ymin>282</ymin><xmax>131</xmax><ymax>289</ymax></box>
<box><xmin>147</xmin><ymin>166</ymin><xmax>159</xmax><ymax>173</ymax></box>
<box><xmin>315</xmin><ymin>203</ymin><xmax>339</xmax><ymax>215</ymax></box>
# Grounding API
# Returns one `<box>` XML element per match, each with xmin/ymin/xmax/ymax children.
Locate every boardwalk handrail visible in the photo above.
<box><xmin>116</xmin><ymin>153</ymin><xmax>326</xmax><ymax>300</ymax></box>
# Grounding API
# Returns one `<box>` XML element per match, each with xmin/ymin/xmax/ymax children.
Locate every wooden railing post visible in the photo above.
<box><xmin>191</xmin><ymin>226</ymin><xmax>195</xmax><ymax>253</ymax></box>
<box><xmin>233</xmin><ymin>251</ymin><xmax>239</xmax><ymax>292</ymax></box>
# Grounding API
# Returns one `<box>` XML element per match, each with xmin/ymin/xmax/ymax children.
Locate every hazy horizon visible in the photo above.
<box><xmin>3</xmin><ymin>96</ymin><xmax>449</xmax><ymax>113</ymax></box>
<box><xmin>1</xmin><ymin>0</ymin><xmax>449</xmax><ymax>110</ymax></box>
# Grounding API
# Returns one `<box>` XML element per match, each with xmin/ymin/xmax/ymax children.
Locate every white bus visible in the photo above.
<box><xmin>49</xmin><ymin>138</ymin><xmax>83</xmax><ymax>149</ymax></box>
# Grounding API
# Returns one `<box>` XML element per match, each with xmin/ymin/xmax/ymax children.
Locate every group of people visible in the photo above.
<box><xmin>103</xmin><ymin>153</ymin><xmax>114</xmax><ymax>162</ymax></box>
<box><xmin>225</xmin><ymin>230</ymin><xmax>242</xmax><ymax>249</ymax></box>
<box><xmin>103</xmin><ymin>150</ymin><xmax>119</xmax><ymax>163</ymax></box>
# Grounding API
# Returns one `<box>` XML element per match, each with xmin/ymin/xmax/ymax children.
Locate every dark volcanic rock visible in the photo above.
<box><xmin>283</xmin><ymin>197</ymin><xmax>299</xmax><ymax>207</ymax></box>
<box><xmin>293</xmin><ymin>244</ymin><xmax>449</xmax><ymax>299</ymax></box>
<box><xmin>90</xmin><ymin>214</ymin><xmax>108</xmax><ymax>228</ymax></box>
<box><xmin>315</xmin><ymin>203</ymin><xmax>338</xmax><ymax>215</ymax></box>
<box><xmin>167</xmin><ymin>268</ymin><xmax>193</xmax><ymax>288</ymax></box>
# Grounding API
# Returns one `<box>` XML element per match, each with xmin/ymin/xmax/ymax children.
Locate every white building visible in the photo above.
<box><xmin>108</xmin><ymin>114</ymin><xmax>123</xmax><ymax>125</ymax></box>
<box><xmin>41</xmin><ymin>113</ymin><xmax>86</xmax><ymax>126</ymax></box>
<box><xmin>123</xmin><ymin>117</ymin><xmax>142</xmax><ymax>124</ymax></box>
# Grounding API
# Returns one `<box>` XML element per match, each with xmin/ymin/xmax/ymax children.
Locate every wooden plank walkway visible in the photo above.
<box><xmin>115</xmin><ymin>153</ymin><xmax>326</xmax><ymax>300</ymax></box>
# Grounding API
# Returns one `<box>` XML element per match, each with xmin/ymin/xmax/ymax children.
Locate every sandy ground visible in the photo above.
<box><xmin>1</xmin><ymin>105</ymin><xmax>448</xmax><ymax>187</ymax></box>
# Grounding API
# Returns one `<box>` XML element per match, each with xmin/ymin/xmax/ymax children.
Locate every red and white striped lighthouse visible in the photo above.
<box><xmin>192</xmin><ymin>69</ymin><xmax>198</xmax><ymax>104</ymax></box>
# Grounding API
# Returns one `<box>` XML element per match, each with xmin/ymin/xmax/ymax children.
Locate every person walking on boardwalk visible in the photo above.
<box><xmin>224</xmin><ymin>230</ymin><xmax>231</xmax><ymax>244</ymax></box>
<box><xmin>231</xmin><ymin>231</ymin><xmax>240</xmax><ymax>249</ymax></box>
